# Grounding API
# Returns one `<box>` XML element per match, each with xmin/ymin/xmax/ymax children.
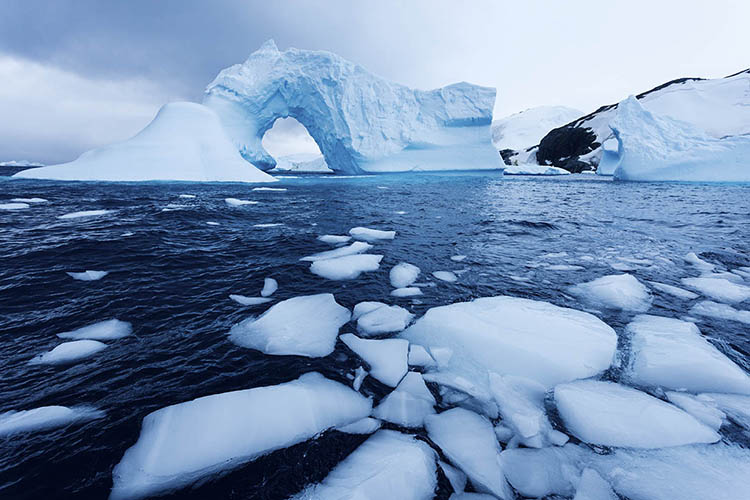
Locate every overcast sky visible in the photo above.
<box><xmin>1</xmin><ymin>0</ymin><xmax>748</xmax><ymax>164</ymax></box>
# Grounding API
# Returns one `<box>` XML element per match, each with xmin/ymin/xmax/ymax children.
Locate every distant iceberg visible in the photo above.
<box><xmin>603</xmin><ymin>97</ymin><xmax>750</xmax><ymax>182</ymax></box>
<box><xmin>204</xmin><ymin>40</ymin><xmax>502</xmax><ymax>174</ymax></box>
<box><xmin>14</xmin><ymin>102</ymin><xmax>275</xmax><ymax>183</ymax></box>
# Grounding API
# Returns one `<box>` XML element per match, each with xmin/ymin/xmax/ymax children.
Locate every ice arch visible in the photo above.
<box><xmin>204</xmin><ymin>40</ymin><xmax>501</xmax><ymax>174</ymax></box>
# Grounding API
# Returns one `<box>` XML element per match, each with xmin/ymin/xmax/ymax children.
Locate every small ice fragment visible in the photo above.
<box><xmin>260</xmin><ymin>277</ymin><xmax>278</xmax><ymax>297</ymax></box>
<box><xmin>206</xmin><ymin>221</ymin><xmax>220</xmax><ymax>226</ymax></box>
<box><xmin>547</xmin><ymin>264</ymin><xmax>584</xmax><ymax>271</ymax></box>
<box><xmin>340</xmin><ymin>334</ymin><xmax>408</xmax><ymax>387</ymax></box>
<box><xmin>665</xmin><ymin>392</ymin><xmax>725</xmax><ymax>431</ymax></box>
<box><xmin>440</xmin><ymin>460</ymin><xmax>467</xmax><ymax>493</ymax></box>
<box><xmin>684</xmin><ymin>251</ymin><xmax>715</xmax><ymax>272</ymax></box>
<box><xmin>178</xmin><ymin>194</ymin><xmax>195</xmax><ymax>199</ymax></box>
<box><xmin>356</xmin><ymin>304</ymin><xmax>413</xmax><ymax>336</ymax></box>
<box><xmin>568</xmin><ymin>274</ymin><xmax>652</xmax><ymax>312</ymax></box>
<box><xmin>252</xmin><ymin>187</ymin><xmax>287</xmax><ymax>192</ymax></box>
<box><xmin>57</xmin><ymin>319</ymin><xmax>132</xmax><ymax>340</ymax></box>
<box><xmin>229</xmin><ymin>294</ymin><xmax>272</xmax><ymax>306</ymax></box>
<box><xmin>11</xmin><ymin>197</ymin><xmax>47</xmax><ymax>203</ymax></box>
<box><xmin>390</xmin><ymin>262</ymin><xmax>421</xmax><ymax>288</ymax></box>
<box><xmin>29</xmin><ymin>340</ymin><xmax>108</xmax><ymax>365</ymax></box>
<box><xmin>349</xmin><ymin>226</ymin><xmax>396</xmax><ymax>242</ymax></box>
<box><xmin>317</xmin><ymin>234</ymin><xmax>351</xmax><ymax>245</ymax></box>
<box><xmin>309</xmin><ymin>254</ymin><xmax>383</xmax><ymax>280</ymax></box>
<box><xmin>224</xmin><ymin>198</ymin><xmax>257</xmax><ymax>206</ymax></box>
<box><xmin>648</xmin><ymin>281</ymin><xmax>699</xmax><ymax>300</ymax></box>
<box><xmin>300</xmin><ymin>241</ymin><xmax>372</xmax><ymax>261</ymax></box>
<box><xmin>391</xmin><ymin>287</ymin><xmax>423</xmax><ymax>297</ymax></box>
<box><xmin>352</xmin><ymin>366</ymin><xmax>367</xmax><ymax>391</ymax></box>
<box><xmin>450</xmin><ymin>255</ymin><xmax>467</xmax><ymax>262</ymax></box>
<box><xmin>67</xmin><ymin>270</ymin><xmax>108</xmax><ymax>281</ymax></box>
<box><xmin>336</xmin><ymin>417</ymin><xmax>381</xmax><ymax>434</ymax></box>
<box><xmin>0</xmin><ymin>202</ymin><xmax>29</xmax><ymax>210</ymax></box>
<box><xmin>253</xmin><ymin>223</ymin><xmax>283</xmax><ymax>228</ymax></box>
<box><xmin>681</xmin><ymin>277</ymin><xmax>750</xmax><ymax>304</ymax></box>
<box><xmin>432</xmin><ymin>271</ymin><xmax>458</xmax><ymax>282</ymax></box>
<box><xmin>0</xmin><ymin>406</ymin><xmax>104</xmax><ymax>437</ymax></box>
<box><xmin>58</xmin><ymin>209</ymin><xmax>112</xmax><ymax>219</ymax></box>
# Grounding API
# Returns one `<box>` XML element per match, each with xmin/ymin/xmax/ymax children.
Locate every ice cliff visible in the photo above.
<box><xmin>204</xmin><ymin>40</ymin><xmax>501</xmax><ymax>174</ymax></box>
<box><xmin>604</xmin><ymin>97</ymin><xmax>750</xmax><ymax>182</ymax></box>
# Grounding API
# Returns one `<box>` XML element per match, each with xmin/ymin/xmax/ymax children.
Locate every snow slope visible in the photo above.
<box><xmin>491</xmin><ymin>106</ymin><xmax>582</xmax><ymax>155</ymax></box>
<box><xmin>14</xmin><ymin>102</ymin><xmax>276</xmax><ymax>183</ymax></box>
<box><xmin>204</xmin><ymin>40</ymin><xmax>501</xmax><ymax>174</ymax></box>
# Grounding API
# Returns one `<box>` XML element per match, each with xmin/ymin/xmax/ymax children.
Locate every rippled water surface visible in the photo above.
<box><xmin>1</xmin><ymin>172</ymin><xmax>749</xmax><ymax>499</ymax></box>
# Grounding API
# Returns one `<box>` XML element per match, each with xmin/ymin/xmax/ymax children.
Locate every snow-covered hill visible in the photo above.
<box><xmin>491</xmin><ymin>106</ymin><xmax>582</xmax><ymax>162</ymax></box>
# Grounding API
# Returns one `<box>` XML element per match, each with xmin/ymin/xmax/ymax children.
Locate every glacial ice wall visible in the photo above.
<box><xmin>204</xmin><ymin>40</ymin><xmax>501</xmax><ymax>174</ymax></box>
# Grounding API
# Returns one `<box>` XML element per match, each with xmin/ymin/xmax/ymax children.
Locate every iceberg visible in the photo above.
<box><xmin>625</xmin><ymin>315</ymin><xmax>750</xmax><ymax>394</ymax></box>
<box><xmin>66</xmin><ymin>270</ymin><xmax>108</xmax><ymax>281</ymax></box>
<box><xmin>425</xmin><ymin>408</ymin><xmax>513</xmax><ymax>499</ymax></box>
<box><xmin>604</xmin><ymin>96</ymin><xmax>750</xmax><ymax>182</ymax></box>
<box><xmin>228</xmin><ymin>294</ymin><xmax>350</xmax><ymax>357</ymax></box>
<box><xmin>400</xmin><ymin>296</ymin><xmax>617</xmax><ymax>389</ymax></box>
<box><xmin>204</xmin><ymin>40</ymin><xmax>501</xmax><ymax>174</ymax></box>
<box><xmin>15</xmin><ymin>102</ymin><xmax>275</xmax><ymax>183</ymax></box>
<box><xmin>29</xmin><ymin>340</ymin><xmax>108</xmax><ymax>365</ymax></box>
<box><xmin>57</xmin><ymin>319</ymin><xmax>132</xmax><ymax>341</ymax></box>
<box><xmin>0</xmin><ymin>405</ymin><xmax>104</xmax><ymax>437</ymax></box>
<box><xmin>372</xmin><ymin>372</ymin><xmax>436</xmax><ymax>428</ymax></box>
<box><xmin>291</xmin><ymin>430</ymin><xmax>436</xmax><ymax>500</ymax></box>
<box><xmin>568</xmin><ymin>273</ymin><xmax>652</xmax><ymax>312</ymax></box>
<box><xmin>389</xmin><ymin>262</ymin><xmax>421</xmax><ymax>288</ymax></box>
<box><xmin>340</xmin><ymin>334</ymin><xmax>408</xmax><ymax>387</ymax></box>
<box><xmin>111</xmin><ymin>372</ymin><xmax>371</xmax><ymax>500</ymax></box>
<box><xmin>554</xmin><ymin>380</ymin><xmax>720</xmax><ymax>448</ymax></box>
<box><xmin>309</xmin><ymin>254</ymin><xmax>383</xmax><ymax>280</ymax></box>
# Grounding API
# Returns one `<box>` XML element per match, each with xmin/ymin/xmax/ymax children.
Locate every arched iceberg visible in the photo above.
<box><xmin>204</xmin><ymin>40</ymin><xmax>502</xmax><ymax>174</ymax></box>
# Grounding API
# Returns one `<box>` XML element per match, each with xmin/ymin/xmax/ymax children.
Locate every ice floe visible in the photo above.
<box><xmin>229</xmin><ymin>294</ymin><xmax>272</xmax><ymax>306</ymax></box>
<box><xmin>58</xmin><ymin>210</ymin><xmax>113</xmax><ymax>220</ymax></box>
<box><xmin>440</xmin><ymin>460</ymin><xmax>467</xmax><ymax>493</ymax></box>
<box><xmin>260</xmin><ymin>277</ymin><xmax>277</xmax><ymax>297</ymax></box>
<box><xmin>689</xmin><ymin>300</ymin><xmax>750</xmax><ymax>324</ymax></box>
<box><xmin>336</xmin><ymin>417</ymin><xmax>381</xmax><ymax>435</ymax></box>
<box><xmin>698</xmin><ymin>393</ymin><xmax>750</xmax><ymax>430</ymax></box>
<box><xmin>432</xmin><ymin>271</ymin><xmax>458</xmax><ymax>283</ymax></box>
<box><xmin>648</xmin><ymin>281</ymin><xmax>699</xmax><ymax>300</ymax></box>
<box><xmin>111</xmin><ymin>372</ymin><xmax>371</xmax><ymax>500</ymax></box>
<box><xmin>66</xmin><ymin>270</ymin><xmax>108</xmax><ymax>281</ymax></box>
<box><xmin>29</xmin><ymin>340</ymin><xmax>108</xmax><ymax>365</ymax></box>
<box><xmin>391</xmin><ymin>287</ymin><xmax>423</xmax><ymax>297</ymax></box>
<box><xmin>425</xmin><ymin>408</ymin><xmax>513</xmax><ymax>499</ymax></box>
<box><xmin>349</xmin><ymin>227</ymin><xmax>396</xmax><ymax>242</ymax></box>
<box><xmin>317</xmin><ymin>234</ymin><xmax>351</xmax><ymax>245</ymax></box>
<box><xmin>291</xmin><ymin>430</ymin><xmax>436</xmax><ymax>500</ymax></box>
<box><xmin>400</xmin><ymin>296</ymin><xmax>617</xmax><ymax>389</ymax></box>
<box><xmin>573</xmin><ymin>468</ymin><xmax>617</xmax><ymax>500</ymax></box>
<box><xmin>665</xmin><ymin>392</ymin><xmax>726</xmax><ymax>431</ymax></box>
<box><xmin>57</xmin><ymin>319</ymin><xmax>132</xmax><ymax>341</ymax></box>
<box><xmin>0</xmin><ymin>202</ymin><xmax>29</xmax><ymax>210</ymax></box>
<box><xmin>0</xmin><ymin>405</ymin><xmax>104</xmax><ymax>437</ymax></box>
<box><xmin>450</xmin><ymin>255</ymin><xmax>467</xmax><ymax>262</ymax></box>
<box><xmin>11</xmin><ymin>197</ymin><xmax>48</xmax><ymax>203</ymax></box>
<box><xmin>373</xmin><ymin>372</ymin><xmax>436</xmax><ymax>428</ymax></box>
<box><xmin>300</xmin><ymin>241</ymin><xmax>372</xmax><ymax>261</ymax></box>
<box><xmin>554</xmin><ymin>380</ymin><xmax>720</xmax><ymax>448</ymax></box>
<box><xmin>354</xmin><ymin>302</ymin><xmax>413</xmax><ymax>336</ymax></box>
<box><xmin>390</xmin><ymin>262</ymin><xmax>421</xmax><ymax>288</ymax></box>
<box><xmin>681</xmin><ymin>277</ymin><xmax>750</xmax><ymax>304</ymax></box>
<box><xmin>224</xmin><ymin>198</ymin><xmax>257</xmax><ymax>207</ymax></box>
<box><xmin>178</xmin><ymin>194</ymin><xmax>196</xmax><ymax>199</ymax></box>
<box><xmin>228</xmin><ymin>294</ymin><xmax>349</xmax><ymax>357</ymax></box>
<box><xmin>500</xmin><ymin>446</ymin><xmax>582</xmax><ymax>498</ymax></box>
<box><xmin>408</xmin><ymin>344</ymin><xmax>436</xmax><ymax>367</ymax></box>
<box><xmin>568</xmin><ymin>273</ymin><xmax>652</xmax><ymax>312</ymax></box>
<box><xmin>625</xmin><ymin>315</ymin><xmax>750</xmax><ymax>394</ymax></box>
<box><xmin>310</xmin><ymin>254</ymin><xmax>383</xmax><ymax>280</ymax></box>
<box><xmin>340</xmin><ymin>334</ymin><xmax>408</xmax><ymax>387</ymax></box>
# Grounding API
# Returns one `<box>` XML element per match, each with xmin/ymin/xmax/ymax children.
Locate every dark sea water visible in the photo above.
<box><xmin>1</xmin><ymin>172</ymin><xmax>749</xmax><ymax>499</ymax></box>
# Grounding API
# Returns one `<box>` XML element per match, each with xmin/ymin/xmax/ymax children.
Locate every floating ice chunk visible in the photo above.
<box><xmin>373</xmin><ymin>372</ymin><xmax>435</xmax><ymax>428</ymax></box>
<box><xmin>352</xmin><ymin>366</ymin><xmax>367</xmax><ymax>391</ymax></box>
<box><xmin>573</xmin><ymin>468</ymin><xmax>617</xmax><ymax>500</ymax></box>
<box><xmin>0</xmin><ymin>202</ymin><xmax>29</xmax><ymax>210</ymax></box>
<box><xmin>58</xmin><ymin>209</ymin><xmax>113</xmax><ymax>219</ymax></box>
<box><xmin>450</xmin><ymin>255</ymin><xmax>467</xmax><ymax>262</ymax></box>
<box><xmin>260</xmin><ymin>277</ymin><xmax>278</xmax><ymax>297</ymax></box>
<box><xmin>317</xmin><ymin>234</ymin><xmax>352</xmax><ymax>245</ymax></box>
<box><xmin>648</xmin><ymin>281</ymin><xmax>699</xmax><ymax>300</ymax></box>
<box><xmin>356</xmin><ymin>304</ymin><xmax>413</xmax><ymax>336</ymax></box>
<box><xmin>390</xmin><ymin>262</ymin><xmax>421</xmax><ymax>288</ymax></box>
<box><xmin>57</xmin><ymin>319</ymin><xmax>132</xmax><ymax>341</ymax></box>
<box><xmin>252</xmin><ymin>187</ymin><xmax>286</xmax><ymax>192</ymax></box>
<box><xmin>568</xmin><ymin>274</ymin><xmax>652</xmax><ymax>312</ymax></box>
<box><xmin>111</xmin><ymin>372</ymin><xmax>371</xmax><ymax>500</ymax></box>
<box><xmin>681</xmin><ymin>277</ymin><xmax>750</xmax><ymax>304</ymax></box>
<box><xmin>408</xmin><ymin>344</ymin><xmax>436</xmax><ymax>367</ymax></box>
<box><xmin>291</xmin><ymin>430</ymin><xmax>436</xmax><ymax>500</ymax></box>
<box><xmin>228</xmin><ymin>294</ymin><xmax>349</xmax><ymax>357</ymax></box>
<box><xmin>440</xmin><ymin>460</ymin><xmax>467</xmax><ymax>493</ymax></box>
<box><xmin>300</xmin><ymin>241</ymin><xmax>373</xmax><ymax>261</ymax></box>
<box><xmin>206</xmin><ymin>221</ymin><xmax>220</xmax><ymax>226</ymax></box>
<box><xmin>400</xmin><ymin>296</ymin><xmax>617</xmax><ymax>389</ymax></box>
<box><xmin>29</xmin><ymin>340</ymin><xmax>108</xmax><ymax>365</ymax></box>
<box><xmin>689</xmin><ymin>300</ymin><xmax>750</xmax><ymax>324</ymax></box>
<box><xmin>0</xmin><ymin>405</ymin><xmax>104</xmax><ymax>437</ymax></box>
<box><xmin>423</xmin><ymin>371</ymin><xmax>498</xmax><ymax>418</ymax></box>
<box><xmin>178</xmin><ymin>194</ymin><xmax>196</xmax><ymax>199</ymax></box>
<box><xmin>349</xmin><ymin>227</ymin><xmax>396</xmax><ymax>242</ymax></box>
<box><xmin>224</xmin><ymin>198</ymin><xmax>257</xmax><ymax>206</ymax></box>
<box><xmin>665</xmin><ymin>392</ymin><xmax>725</xmax><ymax>431</ymax></box>
<box><xmin>548</xmin><ymin>264</ymin><xmax>584</xmax><ymax>271</ymax></box>
<box><xmin>554</xmin><ymin>380</ymin><xmax>720</xmax><ymax>448</ymax></box>
<box><xmin>699</xmin><ymin>393</ymin><xmax>750</xmax><ymax>430</ymax></box>
<box><xmin>425</xmin><ymin>408</ymin><xmax>513</xmax><ymax>499</ymax></box>
<box><xmin>229</xmin><ymin>294</ymin><xmax>272</xmax><ymax>306</ymax></box>
<box><xmin>336</xmin><ymin>417</ymin><xmax>381</xmax><ymax>435</ymax></box>
<box><xmin>391</xmin><ymin>287</ymin><xmax>423</xmax><ymax>297</ymax></box>
<box><xmin>625</xmin><ymin>315</ymin><xmax>750</xmax><ymax>394</ymax></box>
<box><xmin>352</xmin><ymin>301</ymin><xmax>386</xmax><ymax>320</ymax></box>
<box><xmin>66</xmin><ymin>270</ymin><xmax>108</xmax><ymax>281</ymax></box>
<box><xmin>500</xmin><ymin>446</ymin><xmax>582</xmax><ymax>498</ymax></box>
<box><xmin>489</xmin><ymin>373</ymin><xmax>566</xmax><ymax>448</ymax></box>
<box><xmin>590</xmin><ymin>443</ymin><xmax>750</xmax><ymax>500</ymax></box>
<box><xmin>253</xmin><ymin>223</ymin><xmax>283</xmax><ymax>228</ymax></box>
<box><xmin>700</xmin><ymin>271</ymin><xmax>745</xmax><ymax>284</ymax></box>
<box><xmin>340</xmin><ymin>334</ymin><xmax>408</xmax><ymax>387</ymax></box>
<box><xmin>11</xmin><ymin>197</ymin><xmax>47</xmax><ymax>203</ymax></box>
<box><xmin>432</xmin><ymin>271</ymin><xmax>458</xmax><ymax>283</ymax></box>
<box><xmin>310</xmin><ymin>254</ymin><xmax>383</xmax><ymax>280</ymax></box>
<box><xmin>684</xmin><ymin>252</ymin><xmax>715</xmax><ymax>272</ymax></box>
